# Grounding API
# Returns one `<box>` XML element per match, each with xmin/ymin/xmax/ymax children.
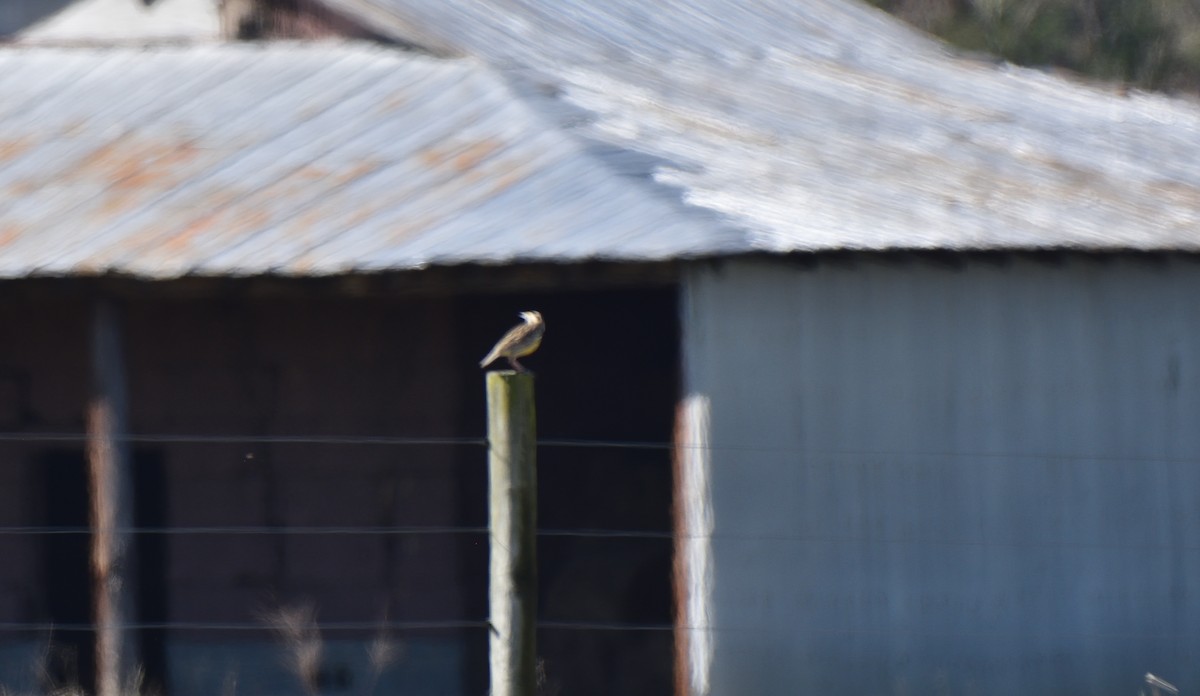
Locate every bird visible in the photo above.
<box><xmin>480</xmin><ymin>311</ymin><xmax>545</xmax><ymax>373</ymax></box>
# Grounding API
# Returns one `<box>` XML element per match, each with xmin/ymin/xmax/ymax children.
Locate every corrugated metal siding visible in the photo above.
<box><xmin>327</xmin><ymin>0</ymin><xmax>1200</xmax><ymax>252</ymax></box>
<box><xmin>0</xmin><ymin>43</ymin><xmax>725</xmax><ymax>279</ymax></box>
<box><xmin>683</xmin><ymin>256</ymin><xmax>1200</xmax><ymax>694</ymax></box>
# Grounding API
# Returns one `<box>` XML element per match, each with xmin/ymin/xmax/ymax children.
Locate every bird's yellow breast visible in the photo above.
<box><xmin>512</xmin><ymin>332</ymin><xmax>543</xmax><ymax>357</ymax></box>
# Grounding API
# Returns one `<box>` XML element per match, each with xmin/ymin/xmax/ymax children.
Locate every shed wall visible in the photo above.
<box><xmin>682</xmin><ymin>255</ymin><xmax>1200</xmax><ymax>695</ymax></box>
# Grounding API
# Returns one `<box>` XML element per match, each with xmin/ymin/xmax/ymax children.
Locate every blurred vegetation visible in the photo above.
<box><xmin>866</xmin><ymin>0</ymin><xmax>1200</xmax><ymax>92</ymax></box>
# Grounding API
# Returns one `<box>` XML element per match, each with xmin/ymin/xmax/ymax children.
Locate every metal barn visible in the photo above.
<box><xmin>2</xmin><ymin>0</ymin><xmax>1200</xmax><ymax>694</ymax></box>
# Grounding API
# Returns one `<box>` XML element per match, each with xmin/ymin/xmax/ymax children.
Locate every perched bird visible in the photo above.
<box><xmin>480</xmin><ymin>311</ymin><xmax>545</xmax><ymax>373</ymax></box>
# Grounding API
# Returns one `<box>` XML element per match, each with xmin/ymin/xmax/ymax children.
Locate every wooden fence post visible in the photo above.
<box><xmin>486</xmin><ymin>371</ymin><xmax>537</xmax><ymax>696</ymax></box>
<box><xmin>88</xmin><ymin>299</ymin><xmax>138</xmax><ymax>696</ymax></box>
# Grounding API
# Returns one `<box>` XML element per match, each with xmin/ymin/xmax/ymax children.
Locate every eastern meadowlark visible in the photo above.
<box><xmin>479</xmin><ymin>311</ymin><xmax>545</xmax><ymax>373</ymax></box>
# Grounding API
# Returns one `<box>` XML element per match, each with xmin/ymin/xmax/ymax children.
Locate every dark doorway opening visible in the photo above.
<box><xmin>133</xmin><ymin>451</ymin><xmax>168</xmax><ymax>695</ymax></box>
<box><xmin>41</xmin><ymin>450</ymin><xmax>94</xmax><ymax>693</ymax></box>
<box><xmin>39</xmin><ymin>449</ymin><xmax>168</xmax><ymax>695</ymax></box>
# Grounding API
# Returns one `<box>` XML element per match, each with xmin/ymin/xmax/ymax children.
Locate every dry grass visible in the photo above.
<box><xmin>0</xmin><ymin>636</ymin><xmax>151</xmax><ymax>696</ymax></box>
<box><xmin>261</xmin><ymin>602</ymin><xmax>405</xmax><ymax>696</ymax></box>
<box><xmin>0</xmin><ymin>604</ymin><xmax>406</xmax><ymax>696</ymax></box>
<box><xmin>262</xmin><ymin>603</ymin><xmax>324</xmax><ymax>696</ymax></box>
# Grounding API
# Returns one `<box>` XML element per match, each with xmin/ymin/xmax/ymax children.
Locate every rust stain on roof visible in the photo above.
<box><xmin>163</xmin><ymin>211</ymin><xmax>221</xmax><ymax>250</ymax></box>
<box><xmin>83</xmin><ymin>142</ymin><xmax>208</xmax><ymax>223</ymax></box>
<box><xmin>419</xmin><ymin>138</ymin><xmax>503</xmax><ymax>174</ymax></box>
<box><xmin>335</xmin><ymin>158</ymin><xmax>386</xmax><ymax>186</ymax></box>
<box><xmin>0</xmin><ymin>44</ymin><xmax>735</xmax><ymax>277</ymax></box>
<box><xmin>72</xmin><ymin>138</ymin><xmax>202</xmax><ymax>189</ymax></box>
<box><xmin>0</xmin><ymin>137</ymin><xmax>33</xmax><ymax>162</ymax></box>
<box><xmin>0</xmin><ymin>225</ymin><xmax>23</xmax><ymax>249</ymax></box>
<box><xmin>110</xmin><ymin>142</ymin><xmax>203</xmax><ymax>191</ymax></box>
<box><xmin>160</xmin><ymin>205</ymin><xmax>272</xmax><ymax>255</ymax></box>
<box><xmin>293</xmin><ymin>165</ymin><xmax>331</xmax><ymax>182</ymax></box>
<box><xmin>7</xmin><ymin>180</ymin><xmax>40</xmax><ymax>198</ymax></box>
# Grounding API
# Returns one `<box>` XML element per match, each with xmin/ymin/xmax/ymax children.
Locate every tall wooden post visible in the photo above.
<box><xmin>486</xmin><ymin>371</ymin><xmax>537</xmax><ymax>696</ymax></box>
<box><xmin>673</xmin><ymin>394</ymin><xmax>713</xmax><ymax>696</ymax></box>
<box><xmin>88</xmin><ymin>299</ymin><xmax>138</xmax><ymax>696</ymax></box>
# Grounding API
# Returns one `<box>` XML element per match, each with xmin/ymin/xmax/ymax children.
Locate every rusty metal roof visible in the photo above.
<box><xmin>324</xmin><ymin>0</ymin><xmax>1200</xmax><ymax>252</ymax></box>
<box><xmin>6</xmin><ymin>2</ymin><xmax>1200</xmax><ymax>282</ymax></box>
<box><xmin>0</xmin><ymin>42</ymin><xmax>729</xmax><ymax>279</ymax></box>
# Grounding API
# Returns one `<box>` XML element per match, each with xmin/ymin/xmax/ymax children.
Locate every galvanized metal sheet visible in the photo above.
<box><xmin>327</xmin><ymin>0</ymin><xmax>1200</xmax><ymax>252</ymax></box>
<box><xmin>684</xmin><ymin>255</ymin><xmax>1200</xmax><ymax>693</ymax></box>
<box><xmin>0</xmin><ymin>43</ymin><xmax>722</xmax><ymax>278</ymax></box>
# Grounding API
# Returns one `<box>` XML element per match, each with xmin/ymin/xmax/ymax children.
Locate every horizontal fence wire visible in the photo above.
<box><xmin>0</xmin><ymin>526</ymin><xmax>488</xmax><ymax>536</ymax></box>
<box><xmin>0</xmin><ymin>622</ymin><xmax>1197</xmax><ymax>641</ymax></box>
<box><xmin>0</xmin><ymin>527</ymin><xmax>1193</xmax><ymax>552</ymax></box>
<box><xmin>0</xmin><ymin>433</ymin><xmax>1190</xmax><ymax>551</ymax></box>
<box><xmin>0</xmin><ymin>621</ymin><xmax>675</xmax><ymax>633</ymax></box>
<box><xmin>0</xmin><ymin>621</ymin><xmax>490</xmax><ymax>633</ymax></box>
<box><xmin>0</xmin><ymin>433</ymin><xmax>669</xmax><ymax>449</ymax></box>
<box><xmin>0</xmin><ymin>434</ymin><xmax>1193</xmax><ymax>644</ymax></box>
<box><xmin>0</xmin><ymin>433</ymin><xmax>487</xmax><ymax>447</ymax></box>
<box><xmin>0</xmin><ymin>431</ymin><xmax>1193</xmax><ymax>465</ymax></box>
<box><xmin>0</xmin><ymin>526</ymin><xmax>671</xmax><ymax>540</ymax></box>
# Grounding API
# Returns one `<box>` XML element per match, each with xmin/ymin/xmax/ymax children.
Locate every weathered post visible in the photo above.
<box><xmin>88</xmin><ymin>299</ymin><xmax>138</xmax><ymax>696</ymax></box>
<box><xmin>486</xmin><ymin>371</ymin><xmax>537</xmax><ymax>696</ymax></box>
<box><xmin>673</xmin><ymin>395</ymin><xmax>713</xmax><ymax>696</ymax></box>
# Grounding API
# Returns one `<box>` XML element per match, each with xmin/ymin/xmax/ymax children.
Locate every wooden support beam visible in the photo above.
<box><xmin>87</xmin><ymin>299</ymin><xmax>139</xmax><ymax>696</ymax></box>
<box><xmin>486</xmin><ymin>371</ymin><xmax>537</xmax><ymax>696</ymax></box>
<box><xmin>674</xmin><ymin>394</ymin><xmax>713</xmax><ymax>696</ymax></box>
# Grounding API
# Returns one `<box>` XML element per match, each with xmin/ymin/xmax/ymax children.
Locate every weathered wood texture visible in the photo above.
<box><xmin>88</xmin><ymin>300</ymin><xmax>138</xmax><ymax>696</ymax></box>
<box><xmin>673</xmin><ymin>395</ymin><xmax>713</xmax><ymax>696</ymax></box>
<box><xmin>486</xmin><ymin>371</ymin><xmax>537</xmax><ymax>696</ymax></box>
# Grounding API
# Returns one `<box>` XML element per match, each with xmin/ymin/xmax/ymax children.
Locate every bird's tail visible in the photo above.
<box><xmin>479</xmin><ymin>349</ymin><xmax>500</xmax><ymax>368</ymax></box>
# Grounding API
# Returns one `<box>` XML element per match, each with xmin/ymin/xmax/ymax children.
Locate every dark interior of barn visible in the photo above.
<box><xmin>0</xmin><ymin>273</ymin><xmax>679</xmax><ymax>696</ymax></box>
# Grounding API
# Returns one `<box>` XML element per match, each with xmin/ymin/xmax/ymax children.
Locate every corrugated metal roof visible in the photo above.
<box><xmin>0</xmin><ymin>42</ymin><xmax>729</xmax><ymax>279</ymax></box>
<box><xmin>14</xmin><ymin>0</ymin><xmax>217</xmax><ymax>42</ymax></box>
<box><xmin>324</xmin><ymin>0</ymin><xmax>1200</xmax><ymax>252</ymax></box>
<box><xmin>5</xmin><ymin>3</ymin><xmax>1200</xmax><ymax>280</ymax></box>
